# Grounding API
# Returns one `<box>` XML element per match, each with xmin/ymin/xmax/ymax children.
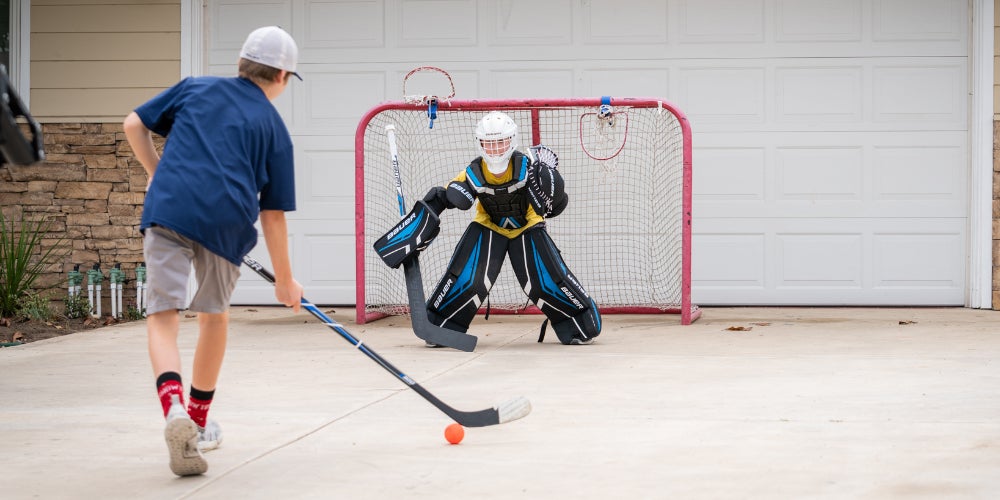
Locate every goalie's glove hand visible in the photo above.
<box><xmin>526</xmin><ymin>161</ymin><xmax>565</xmax><ymax>218</ymax></box>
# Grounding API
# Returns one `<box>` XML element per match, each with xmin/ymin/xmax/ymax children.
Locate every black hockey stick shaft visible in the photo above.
<box><xmin>242</xmin><ymin>255</ymin><xmax>528</xmax><ymax>427</ymax></box>
<box><xmin>386</xmin><ymin>124</ymin><xmax>477</xmax><ymax>352</ymax></box>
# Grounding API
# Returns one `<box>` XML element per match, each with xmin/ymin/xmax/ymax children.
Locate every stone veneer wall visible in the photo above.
<box><xmin>995</xmin><ymin>121</ymin><xmax>1000</xmax><ymax>309</ymax></box>
<box><xmin>0</xmin><ymin>123</ymin><xmax>160</xmax><ymax>314</ymax></box>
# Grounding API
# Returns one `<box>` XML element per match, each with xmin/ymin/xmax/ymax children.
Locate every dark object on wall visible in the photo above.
<box><xmin>0</xmin><ymin>64</ymin><xmax>44</xmax><ymax>165</ymax></box>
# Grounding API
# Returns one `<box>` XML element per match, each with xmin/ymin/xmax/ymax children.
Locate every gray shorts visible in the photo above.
<box><xmin>143</xmin><ymin>226</ymin><xmax>241</xmax><ymax>315</ymax></box>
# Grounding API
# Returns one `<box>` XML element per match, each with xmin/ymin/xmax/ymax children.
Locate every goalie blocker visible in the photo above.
<box><xmin>374</xmin><ymin>200</ymin><xmax>440</xmax><ymax>269</ymax></box>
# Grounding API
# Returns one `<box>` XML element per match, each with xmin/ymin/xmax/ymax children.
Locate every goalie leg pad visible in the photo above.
<box><xmin>426</xmin><ymin>223</ymin><xmax>508</xmax><ymax>332</ymax></box>
<box><xmin>509</xmin><ymin>226</ymin><xmax>601</xmax><ymax>344</ymax></box>
<box><xmin>549</xmin><ymin>298</ymin><xmax>602</xmax><ymax>345</ymax></box>
<box><xmin>373</xmin><ymin>200</ymin><xmax>440</xmax><ymax>269</ymax></box>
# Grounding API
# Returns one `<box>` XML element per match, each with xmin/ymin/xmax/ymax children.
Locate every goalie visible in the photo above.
<box><xmin>376</xmin><ymin>111</ymin><xmax>601</xmax><ymax>345</ymax></box>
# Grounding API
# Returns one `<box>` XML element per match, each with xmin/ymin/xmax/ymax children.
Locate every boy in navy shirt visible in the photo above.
<box><xmin>124</xmin><ymin>25</ymin><xmax>304</xmax><ymax>476</ymax></box>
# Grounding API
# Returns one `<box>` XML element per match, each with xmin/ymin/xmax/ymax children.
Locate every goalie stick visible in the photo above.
<box><xmin>242</xmin><ymin>255</ymin><xmax>531</xmax><ymax>427</ymax></box>
<box><xmin>386</xmin><ymin>124</ymin><xmax>478</xmax><ymax>352</ymax></box>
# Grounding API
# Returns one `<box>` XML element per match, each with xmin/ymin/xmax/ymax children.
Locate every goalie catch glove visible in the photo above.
<box><xmin>373</xmin><ymin>200</ymin><xmax>441</xmax><ymax>268</ymax></box>
<box><xmin>526</xmin><ymin>146</ymin><xmax>567</xmax><ymax>218</ymax></box>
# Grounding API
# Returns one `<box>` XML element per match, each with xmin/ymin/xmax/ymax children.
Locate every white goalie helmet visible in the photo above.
<box><xmin>475</xmin><ymin>111</ymin><xmax>519</xmax><ymax>175</ymax></box>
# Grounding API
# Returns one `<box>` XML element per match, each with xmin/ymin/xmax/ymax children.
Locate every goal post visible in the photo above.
<box><xmin>355</xmin><ymin>97</ymin><xmax>700</xmax><ymax>325</ymax></box>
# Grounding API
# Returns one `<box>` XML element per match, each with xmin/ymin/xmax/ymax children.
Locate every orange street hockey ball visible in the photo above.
<box><xmin>444</xmin><ymin>423</ymin><xmax>465</xmax><ymax>444</ymax></box>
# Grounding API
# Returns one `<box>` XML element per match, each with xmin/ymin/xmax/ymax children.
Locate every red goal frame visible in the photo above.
<box><xmin>355</xmin><ymin>97</ymin><xmax>699</xmax><ymax>325</ymax></box>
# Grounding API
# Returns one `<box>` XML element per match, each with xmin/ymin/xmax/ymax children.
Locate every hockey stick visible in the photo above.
<box><xmin>242</xmin><ymin>255</ymin><xmax>530</xmax><ymax>427</ymax></box>
<box><xmin>386</xmin><ymin>124</ymin><xmax>478</xmax><ymax>352</ymax></box>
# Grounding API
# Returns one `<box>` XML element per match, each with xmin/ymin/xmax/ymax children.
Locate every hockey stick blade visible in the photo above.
<box><xmin>242</xmin><ymin>256</ymin><xmax>530</xmax><ymax>427</ymax></box>
<box><xmin>403</xmin><ymin>257</ymin><xmax>478</xmax><ymax>352</ymax></box>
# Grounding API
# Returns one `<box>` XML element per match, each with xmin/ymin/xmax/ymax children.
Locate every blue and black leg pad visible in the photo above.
<box><xmin>426</xmin><ymin>223</ymin><xmax>508</xmax><ymax>332</ymax></box>
<box><xmin>508</xmin><ymin>226</ymin><xmax>601</xmax><ymax>344</ymax></box>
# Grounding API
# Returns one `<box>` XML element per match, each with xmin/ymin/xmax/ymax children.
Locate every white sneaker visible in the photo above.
<box><xmin>569</xmin><ymin>337</ymin><xmax>594</xmax><ymax>345</ymax></box>
<box><xmin>197</xmin><ymin>419</ymin><xmax>223</xmax><ymax>452</ymax></box>
<box><xmin>164</xmin><ymin>395</ymin><xmax>208</xmax><ymax>476</ymax></box>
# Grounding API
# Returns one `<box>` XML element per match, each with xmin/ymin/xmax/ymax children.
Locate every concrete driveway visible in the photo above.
<box><xmin>2</xmin><ymin>306</ymin><xmax>999</xmax><ymax>499</ymax></box>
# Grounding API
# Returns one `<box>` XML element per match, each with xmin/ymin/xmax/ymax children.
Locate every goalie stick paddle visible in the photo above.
<box><xmin>242</xmin><ymin>255</ymin><xmax>531</xmax><ymax>427</ymax></box>
<box><xmin>386</xmin><ymin>124</ymin><xmax>478</xmax><ymax>352</ymax></box>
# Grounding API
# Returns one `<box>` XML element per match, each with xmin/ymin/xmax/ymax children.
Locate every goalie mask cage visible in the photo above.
<box><xmin>355</xmin><ymin>97</ymin><xmax>699</xmax><ymax>325</ymax></box>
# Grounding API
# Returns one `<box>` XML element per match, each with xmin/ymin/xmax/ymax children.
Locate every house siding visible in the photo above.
<box><xmin>31</xmin><ymin>0</ymin><xmax>180</xmax><ymax>122</ymax></box>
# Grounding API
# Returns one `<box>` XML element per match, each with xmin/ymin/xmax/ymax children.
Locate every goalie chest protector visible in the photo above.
<box><xmin>467</xmin><ymin>152</ymin><xmax>530</xmax><ymax>229</ymax></box>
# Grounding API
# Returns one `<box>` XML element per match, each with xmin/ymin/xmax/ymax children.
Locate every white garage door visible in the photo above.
<box><xmin>208</xmin><ymin>0</ymin><xmax>970</xmax><ymax>307</ymax></box>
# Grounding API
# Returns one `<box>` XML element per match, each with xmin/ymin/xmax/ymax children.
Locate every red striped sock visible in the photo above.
<box><xmin>155</xmin><ymin>372</ymin><xmax>184</xmax><ymax>418</ymax></box>
<box><xmin>187</xmin><ymin>387</ymin><xmax>215</xmax><ymax>428</ymax></box>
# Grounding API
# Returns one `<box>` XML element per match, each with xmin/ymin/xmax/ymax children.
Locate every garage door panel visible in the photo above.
<box><xmin>693</xmin><ymin>218</ymin><xmax>966</xmax><ymax>305</ymax></box>
<box><xmin>679</xmin><ymin>67</ymin><xmax>765</xmax><ymax>124</ymax></box>
<box><xmin>302</xmin><ymin>0</ymin><xmax>384</xmax><ymax>48</ymax></box>
<box><xmin>583</xmin><ymin>0</ymin><xmax>668</xmax><ymax>44</ymax></box>
<box><xmin>581</xmin><ymin>68</ymin><xmax>670</xmax><ymax>99</ymax></box>
<box><xmin>297</xmin><ymin>70</ymin><xmax>386</xmax><ymax>134</ymax></box>
<box><xmin>692</xmin><ymin>232</ymin><xmax>767</xmax><ymax>288</ymax></box>
<box><xmin>873</xmin><ymin>232</ymin><xmax>965</xmax><ymax>289</ymax></box>
<box><xmin>297</xmin><ymin>227</ymin><xmax>357</xmax><ymax>305</ymax></box>
<box><xmin>289</xmin><ymin>141</ymin><xmax>354</xmax><ymax>221</ymax></box>
<box><xmin>777</xmin><ymin>233</ymin><xmax>863</xmax><ymax>288</ymax></box>
<box><xmin>873</xmin><ymin>64</ymin><xmax>966</xmax><ymax>124</ymax></box>
<box><xmin>210</xmin><ymin>1</ymin><xmax>291</xmax><ymax>51</ymax></box>
<box><xmin>398</xmin><ymin>0</ymin><xmax>477</xmax><ymax>47</ymax></box>
<box><xmin>776</xmin><ymin>66</ymin><xmax>864</xmax><ymax>123</ymax></box>
<box><xmin>873</xmin><ymin>0</ymin><xmax>965</xmax><ymax>42</ymax></box>
<box><xmin>489</xmin><ymin>69</ymin><xmax>576</xmax><ymax>98</ymax></box>
<box><xmin>776</xmin><ymin>0</ymin><xmax>863</xmax><ymax>42</ymax></box>
<box><xmin>241</xmin><ymin>220</ymin><xmax>356</xmax><ymax>306</ymax></box>
<box><xmin>873</xmin><ymin>145</ymin><xmax>966</xmax><ymax>200</ymax></box>
<box><xmin>487</xmin><ymin>0</ymin><xmax>573</xmax><ymax>46</ymax></box>
<box><xmin>695</xmin><ymin>147</ymin><xmax>767</xmax><ymax>201</ymax></box>
<box><xmin>776</xmin><ymin>147</ymin><xmax>864</xmax><ymax>200</ymax></box>
<box><xmin>677</xmin><ymin>0</ymin><xmax>765</xmax><ymax>43</ymax></box>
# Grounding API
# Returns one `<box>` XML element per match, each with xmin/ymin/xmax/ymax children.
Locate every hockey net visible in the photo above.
<box><xmin>356</xmin><ymin>97</ymin><xmax>699</xmax><ymax>325</ymax></box>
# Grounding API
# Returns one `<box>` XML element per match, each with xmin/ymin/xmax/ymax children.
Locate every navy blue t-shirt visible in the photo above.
<box><xmin>136</xmin><ymin>76</ymin><xmax>296</xmax><ymax>265</ymax></box>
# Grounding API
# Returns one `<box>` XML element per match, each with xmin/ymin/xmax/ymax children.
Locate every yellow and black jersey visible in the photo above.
<box><xmin>451</xmin><ymin>152</ymin><xmax>543</xmax><ymax>239</ymax></box>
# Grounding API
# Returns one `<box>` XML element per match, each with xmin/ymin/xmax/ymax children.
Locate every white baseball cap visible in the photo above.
<box><xmin>239</xmin><ymin>26</ymin><xmax>302</xmax><ymax>81</ymax></box>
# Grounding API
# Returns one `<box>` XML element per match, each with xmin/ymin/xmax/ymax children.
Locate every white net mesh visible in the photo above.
<box><xmin>359</xmin><ymin>99</ymin><xmax>690</xmax><ymax>321</ymax></box>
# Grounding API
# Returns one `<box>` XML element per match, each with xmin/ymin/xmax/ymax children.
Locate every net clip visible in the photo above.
<box><xmin>427</xmin><ymin>97</ymin><xmax>438</xmax><ymax>129</ymax></box>
<box><xmin>598</xmin><ymin>95</ymin><xmax>614</xmax><ymax>127</ymax></box>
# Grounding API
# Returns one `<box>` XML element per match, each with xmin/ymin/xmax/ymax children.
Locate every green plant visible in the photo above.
<box><xmin>64</xmin><ymin>293</ymin><xmax>92</xmax><ymax>319</ymax></box>
<box><xmin>123</xmin><ymin>301</ymin><xmax>145</xmax><ymax>321</ymax></box>
<box><xmin>16</xmin><ymin>290</ymin><xmax>55</xmax><ymax>321</ymax></box>
<box><xmin>0</xmin><ymin>209</ymin><xmax>67</xmax><ymax>318</ymax></box>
